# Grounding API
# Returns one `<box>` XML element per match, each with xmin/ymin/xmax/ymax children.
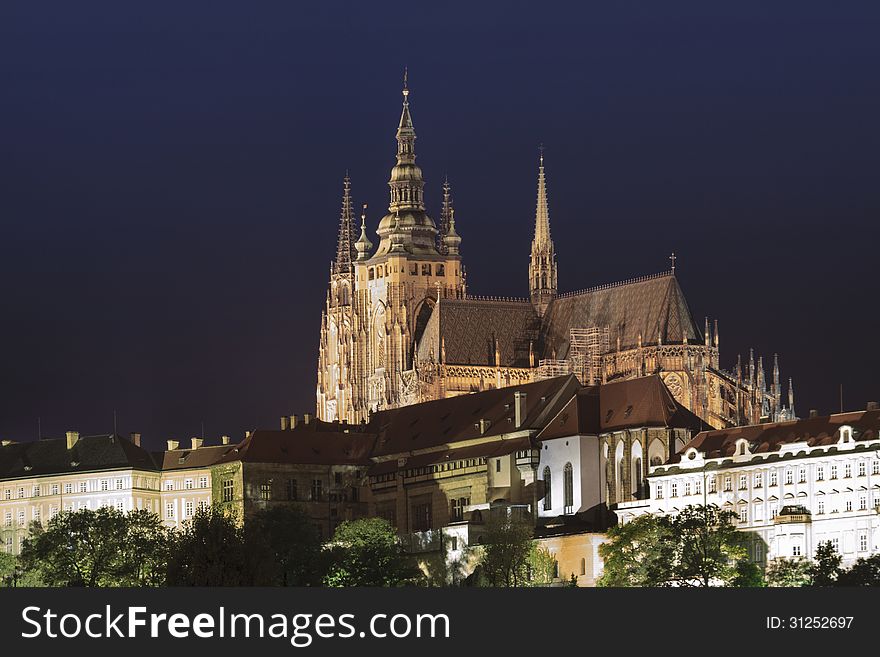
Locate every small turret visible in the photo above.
<box><xmin>443</xmin><ymin>208</ymin><xmax>462</xmax><ymax>256</ymax></box>
<box><xmin>355</xmin><ymin>204</ymin><xmax>373</xmax><ymax>260</ymax></box>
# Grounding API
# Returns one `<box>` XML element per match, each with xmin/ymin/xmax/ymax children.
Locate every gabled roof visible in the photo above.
<box><xmin>674</xmin><ymin>409</ymin><xmax>880</xmax><ymax>461</ymax></box>
<box><xmin>155</xmin><ymin>444</ymin><xmax>240</xmax><ymax>471</ymax></box>
<box><xmin>0</xmin><ymin>434</ymin><xmax>157</xmax><ymax>479</ymax></box>
<box><xmin>537</xmin><ymin>375</ymin><xmax>708</xmax><ymax>440</ymax></box>
<box><xmin>541</xmin><ymin>273</ymin><xmax>700</xmax><ymax>359</ymax></box>
<box><xmin>369</xmin><ymin>375</ymin><xmax>579</xmax><ymax>458</ymax></box>
<box><xmin>416</xmin><ymin>298</ymin><xmax>541</xmax><ymax>367</ymax></box>
<box><xmin>215</xmin><ymin>425</ymin><xmax>376</xmax><ymax>467</ymax></box>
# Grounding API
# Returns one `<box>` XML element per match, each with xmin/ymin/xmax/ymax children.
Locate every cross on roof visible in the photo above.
<box><xmin>669</xmin><ymin>252</ymin><xmax>677</xmax><ymax>273</ymax></box>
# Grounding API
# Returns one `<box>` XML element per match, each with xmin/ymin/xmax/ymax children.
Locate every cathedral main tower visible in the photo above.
<box><xmin>316</xmin><ymin>76</ymin><xmax>466</xmax><ymax>423</ymax></box>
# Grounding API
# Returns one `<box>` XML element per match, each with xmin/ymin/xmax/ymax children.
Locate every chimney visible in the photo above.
<box><xmin>191</xmin><ymin>437</ymin><xmax>203</xmax><ymax>450</ymax></box>
<box><xmin>280</xmin><ymin>416</ymin><xmax>290</xmax><ymax>430</ymax></box>
<box><xmin>478</xmin><ymin>418</ymin><xmax>491</xmax><ymax>435</ymax></box>
<box><xmin>866</xmin><ymin>401</ymin><xmax>879</xmax><ymax>411</ymax></box>
<box><xmin>303</xmin><ymin>414</ymin><xmax>312</xmax><ymax>425</ymax></box>
<box><xmin>809</xmin><ymin>409</ymin><xmax>818</xmax><ymax>418</ymax></box>
<box><xmin>66</xmin><ymin>431</ymin><xmax>80</xmax><ymax>450</ymax></box>
<box><xmin>129</xmin><ymin>432</ymin><xmax>141</xmax><ymax>447</ymax></box>
<box><xmin>167</xmin><ymin>439</ymin><xmax>179</xmax><ymax>451</ymax></box>
<box><xmin>221</xmin><ymin>435</ymin><xmax>231</xmax><ymax>445</ymax></box>
<box><xmin>290</xmin><ymin>415</ymin><xmax>299</xmax><ymax>429</ymax></box>
<box><xmin>245</xmin><ymin>430</ymin><xmax>252</xmax><ymax>439</ymax></box>
<box><xmin>514</xmin><ymin>391</ymin><xmax>527</xmax><ymax>428</ymax></box>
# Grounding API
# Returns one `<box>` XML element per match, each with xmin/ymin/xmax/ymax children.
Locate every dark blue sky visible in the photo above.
<box><xmin>1</xmin><ymin>1</ymin><xmax>878</xmax><ymax>448</ymax></box>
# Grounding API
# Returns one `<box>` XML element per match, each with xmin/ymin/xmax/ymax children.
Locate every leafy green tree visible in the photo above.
<box><xmin>765</xmin><ymin>558</ymin><xmax>812</xmax><ymax>587</ymax></box>
<box><xmin>525</xmin><ymin>544</ymin><xmax>558</xmax><ymax>587</ymax></box>
<box><xmin>20</xmin><ymin>507</ymin><xmax>168</xmax><ymax>586</ymax></box>
<box><xmin>809</xmin><ymin>541</ymin><xmax>842</xmax><ymax>586</ymax></box>
<box><xmin>166</xmin><ymin>504</ymin><xmax>270</xmax><ymax>586</ymax></box>
<box><xmin>476</xmin><ymin>512</ymin><xmax>534</xmax><ymax>587</ymax></box>
<box><xmin>245</xmin><ymin>506</ymin><xmax>323</xmax><ymax>586</ymax></box>
<box><xmin>599</xmin><ymin>505</ymin><xmax>752</xmax><ymax>587</ymax></box>
<box><xmin>836</xmin><ymin>554</ymin><xmax>880</xmax><ymax>586</ymax></box>
<box><xmin>730</xmin><ymin>559</ymin><xmax>766</xmax><ymax>587</ymax></box>
<box><xmin>668</xmin><ymin>504</ymin><xmax>749</xmax><ymax>587</ymax></box>
<box><xmin>323</xmin><ymin>518</ymin><xmax>418</xmax><ymax>587</ymax></box>
<box><xmin>598</xmin><ymin>514</ymin><xmax>675</xmax><ymax>587</ymax></box>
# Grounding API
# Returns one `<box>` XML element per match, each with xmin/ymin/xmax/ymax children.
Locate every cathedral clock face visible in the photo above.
<box><xmin>663</xmin><ymin>373</ymin><xmax>683</xmax><ymax>401</ymax></box>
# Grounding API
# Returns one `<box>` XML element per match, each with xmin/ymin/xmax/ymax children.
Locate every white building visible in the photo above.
<box><xmin>616</xmin><ymin>406</ymin><xmax>880</xmax><ymax>567</ymax></box>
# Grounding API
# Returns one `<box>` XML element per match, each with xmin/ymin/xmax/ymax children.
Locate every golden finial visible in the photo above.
<box><xmin>539</xmin><ymin>143</ymin><xmax>544</xmax><ymax>166</ymax></box>
<box><xmin>402</xmin><ymin>67</ymin><xmax>409</xmax><ymax>98</ymax></box>
<box><xmin>361</xmin><ymin>202</ymin><xmax>368</xmax><ymax>226</ymax></box>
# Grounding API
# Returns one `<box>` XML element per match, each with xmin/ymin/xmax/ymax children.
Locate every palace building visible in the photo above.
<box><xmin>617</xmin><ymin>404</ymin><xmax>880</xmax><ymax>567</ymax></box>
<box><xmin>316</xmin><ymin>78</ymin><xmax>795</xmax><ymax>430</ymax></box>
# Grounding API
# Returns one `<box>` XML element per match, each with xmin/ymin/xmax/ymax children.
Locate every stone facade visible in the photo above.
<box><xmin>316</xmin><ymin>81</ymin><xmax>796</xmax><ymax>431</ymax></box>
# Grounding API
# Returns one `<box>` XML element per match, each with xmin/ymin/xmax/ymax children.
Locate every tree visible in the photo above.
<box><xmin>599</xmin><ymin>505</ymin><xmax>752</xmax><ymax>587</ymax></box>
<box><xmin>809</xmin><ymin>541</ymin><xmax>842</xmax><ymax>586</ymax></box>
<box><xmin>668</xmin><ymin>505</ymin><xmax>749</xmax><ymax>587</ymax></box>
<box><xmin>20</xmin><ymin>507</ymin><xmax>168</xmax><ymax>586</ymax></box>
<box><xmin>730</xmin><ymin>559</ymin><xmax>766</xmax><ymax>587</ymax></box>
<box><xmin>525</xmin><ymin>544</ymin><xmax>558</xmax><ymax>587</ymax></box>
<box><xmin>166</xmin><ymin>504</ymin><xmax>269</xmax><ymax>586</ymax></box>
<box><xmin>245</xmin><ymin>506</ymin><xmax>324</xmax><ymax>586</ymax></box>
<box><xmin>836</xmin><ymin>554</ymin><xmax>880</xmax><ymax>586</ymax></box>
<box><xmin>476</xmin><ymin>511</ymin><xmax>534</xmax><ymax>587</ymax></box>
<box><xmin>765</xmin><ymin>558</ymin><xmax>812</xmax><ymax>587</ymax></box>
<box><xmin>323</xmin><ymin>518</ymin><xmax>418</xmax><ymax>587</ymax></box>
<box><xmin>597</xmin><ymin>514</ymin><xmax>675</xmax><ymax>587</ymax></box>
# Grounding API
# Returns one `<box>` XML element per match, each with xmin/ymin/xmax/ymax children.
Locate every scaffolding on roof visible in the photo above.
<box><xmin>569</xmin><ymin>326</ymin><xmax>610</xmax><ymax>385</ymax></box>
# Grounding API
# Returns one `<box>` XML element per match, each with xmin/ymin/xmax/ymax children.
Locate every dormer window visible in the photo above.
<box><xmin>840</xmin><ymin>426</ymin><xmax>854</xmax><ymax>444</ymax></box>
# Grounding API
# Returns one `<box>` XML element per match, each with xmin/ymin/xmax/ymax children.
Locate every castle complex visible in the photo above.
<box><xmin>316</xmin><ymin>78</ymin><xmax>796</xmax><ymax>430</ymax></box>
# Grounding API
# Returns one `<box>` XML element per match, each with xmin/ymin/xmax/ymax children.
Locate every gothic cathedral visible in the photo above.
<box><xmin>317</xmin><ymin>79</ymin><xmax>795</xmax><ymax>429</ymax></box>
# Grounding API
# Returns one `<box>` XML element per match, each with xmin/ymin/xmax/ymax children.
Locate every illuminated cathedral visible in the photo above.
<box><xmin>316</xmin><ymin>78</ymin><xmax>794</xmax><ymax>429</ymax></box>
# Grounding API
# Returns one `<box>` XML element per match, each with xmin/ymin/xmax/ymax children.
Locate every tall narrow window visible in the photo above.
<box><xmin>634</xmin><ymin>458</ymin><xmax>643</xmax><ymax>497</ymax></box>
<box><xmin>563</xmin><ymin>463</ymin><xmax>574</xmax><ymax>513</ymax></box>
<box><xmin>543</xmin><ymin>467</ymin><xmax>552</xmax><ymax>511</ymax></box>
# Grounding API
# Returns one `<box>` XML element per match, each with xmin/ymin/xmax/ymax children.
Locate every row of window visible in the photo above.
<box><xmin>165</xmin><ymin>499</ymin><xmax>209</xmax><ymax>520</ymax></box>
<box><xmin>163</xmin><ymin>476</ymin><xmax>209</xmax><ymax>491</ymax></box>
<box><xmin>657</xmin><ymin>460</ymin><xmax>880</xmax><ymax>499</ymax></box>
<box><xmin>0</xmin><ymin>475</ymin><xmax>213</xmax><ymax>500</ymax></box>
<box><xmin>3</xmin><ymin>479</ymin><xmax>125</xmax><ymax>499</ymax></box>
<box><xmin>368</xmin><ymin>262</ymin><xmax>448</xmax><ymax>281</ymax></box>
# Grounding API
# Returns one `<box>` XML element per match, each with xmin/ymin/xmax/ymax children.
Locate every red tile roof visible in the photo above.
<box><xmin>675</xmin><ymin>409</ymin><xmax>880</xmax><ymax>461</ymax></box>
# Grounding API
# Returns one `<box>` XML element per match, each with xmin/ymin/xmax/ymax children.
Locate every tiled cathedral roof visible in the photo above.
<box><xmin>540</xmin><ymin>273</ymin><xmax>701</xmax><ymax>360</ymax></box>
<box><xmin>416</xmin><ymin>297</ymin><xmax>541</xmax><ymax>367</ymax></box>
<box><xmin>416</xmin><ymin>273</ymin><xmax>701</xmax><ymax>368</ymax></box>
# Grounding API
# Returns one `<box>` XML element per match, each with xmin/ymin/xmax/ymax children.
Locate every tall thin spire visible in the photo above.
<box><xmin>788</xmin><ymin>377</ymin><xmax>795</xmax><ymax>417</ymax></box>
<box><xmin>438</xmin><ymin>175</ymin><xmax>452</xmax><ymax>254</ymax></box>
<box><xmin>334</xmin><ymin>173</ymin><xmax>357</xmax><ymax>275</ymax></box>
<box><xmin>529</xmin><ymin>145</ymin><xmax>557</xmax><ymax>316</ymax></box>
<box><xmin>533</xmin><ymin>145</ymin><xmax>551</xmax><ymax>245</ymax></box>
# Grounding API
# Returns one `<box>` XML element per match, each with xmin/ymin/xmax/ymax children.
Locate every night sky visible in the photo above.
<box><xmin>1</xmin><ymin>2</ymin><xmax>878</xmax><ymax>449</ymax></box>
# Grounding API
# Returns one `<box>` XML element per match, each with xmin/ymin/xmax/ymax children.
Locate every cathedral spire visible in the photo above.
<box><xmin>533</xmin><ymin>146</ymin><xmax>551</xmax><ymax>245</ymax></box>
<box><xmin>529</xmin><ymin>146</ymin><xmax>557</xmax><ymax>316</ymax></box>
<box><xmin>388</xmin><ymin>69</ymin><xmax>425</xmax><ymax>213</ymax></box>
<box><xmin>788</xmin><ymin>377</ymin><xmax>795</xmax><ymax>417</ymax></box>
<box><xmin>334</xmin><ymin>173</ymin><xmax>357</xmax><ymax>275</ymax></box>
